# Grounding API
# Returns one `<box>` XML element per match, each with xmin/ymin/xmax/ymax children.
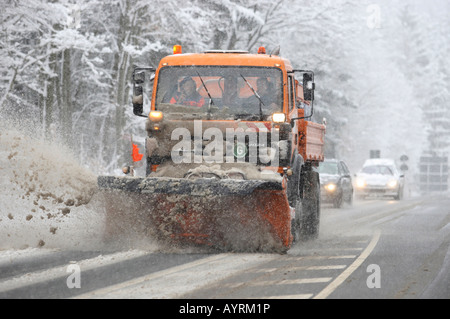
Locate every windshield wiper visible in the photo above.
<box><xmin>196</xmin><ymin>71</ymin><xmax>214</xmax><ymax>119</ymax></box>
<box><xmin>240</xmin><ymin>74</ymin><xmax>264</xmax><ymax>121</ymax></box>
<box><xmin>234</xmin><ymin>114</ymin><xmax>262</xmax><ymax>121</ymax></box>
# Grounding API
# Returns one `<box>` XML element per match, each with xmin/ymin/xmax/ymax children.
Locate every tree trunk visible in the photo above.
<box><xmin>111</xmin><ymin>0</ymin><xmax>134</xmax><ymax>167</ymax></box>
<box><xmin>60</xmin><ymin>49</ymin><xmax>73</xmax><ymax>147</ymax></box>
<box><xmin>44</xmin><ymin>50</ymin><xmax>57</xmax><ymax>140</ymax></box>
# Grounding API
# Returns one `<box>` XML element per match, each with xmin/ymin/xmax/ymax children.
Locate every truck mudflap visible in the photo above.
<box><xmin>98</xmin><ymin>176</ymin><xmax>293</xmax><ymax>252</ymax></box>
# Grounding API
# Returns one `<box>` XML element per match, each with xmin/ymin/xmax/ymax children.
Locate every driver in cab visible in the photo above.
<box><xmin>170</xmin><ymin>77</ymin><xmax>205</xmax><ymax>107</ymax></box>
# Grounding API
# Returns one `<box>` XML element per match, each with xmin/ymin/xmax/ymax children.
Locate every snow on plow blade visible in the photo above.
<box><xmin>98</xmin><ymin>176</ymin><xmax>293</xmax><ymax>252</ymax></box>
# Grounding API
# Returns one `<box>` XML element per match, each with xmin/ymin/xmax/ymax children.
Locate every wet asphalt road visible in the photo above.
<box><xmin>0</xmin><ymin>194</ymin><xmax>449</xmax><ymax>300</ymax></box>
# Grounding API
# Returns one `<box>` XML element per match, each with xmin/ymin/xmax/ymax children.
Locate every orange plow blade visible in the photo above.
<box><xmin>98</xmin><ymin>176</ymin><xmax>293</xmax><ymax>252</ymax></box>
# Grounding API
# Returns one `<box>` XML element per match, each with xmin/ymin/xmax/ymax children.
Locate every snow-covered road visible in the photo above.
<box><xmin>2</xmin><ymin>195</ymin><xmax>449</xmax><ymax>299</ymax></box>
<box><xmin>1</xmin><ymin>125</ymin><xmax>449</xmax><ymax>300</ymax></box>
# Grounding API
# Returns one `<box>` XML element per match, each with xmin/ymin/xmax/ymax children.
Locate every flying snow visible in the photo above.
<box><xmin>0</xmin><ymin>120</ymin><xmax>105</xmax><ymax>250</ymax></box>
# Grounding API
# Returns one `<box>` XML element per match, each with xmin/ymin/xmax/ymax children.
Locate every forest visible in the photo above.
<box><xmin>1</xmin><ymin>0</ymin><xmax>449</xmax><ymax>180</ymax></box>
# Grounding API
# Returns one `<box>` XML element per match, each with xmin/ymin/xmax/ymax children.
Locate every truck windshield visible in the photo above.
<box><xmin>155</xmin><ymin>66</ymin><xmax>283</xmax><ymax>120</ymax></box>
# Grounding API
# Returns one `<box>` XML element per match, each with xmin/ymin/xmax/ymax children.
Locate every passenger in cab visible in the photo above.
<box><xmin>244</xmin><ymin>77</ymin><xmax>278</xmax><ymax>113</ymax></box>
<box><xmin>170</xmin><ymin>77</ymin><xmax>205</xmax><ymax>107</ymax></box>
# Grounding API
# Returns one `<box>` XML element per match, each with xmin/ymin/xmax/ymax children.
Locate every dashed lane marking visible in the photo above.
<box><xmin>313</xmin><ymin>229</ymin><xmax>381</xmax><ymax>299</ymax></box>
<box><xmin>267</xmin><ymin>294</ymin><xmax>313</xmax><ymax>299</ymax></box>
<box><xmin>73</xmin><ymin>253</ymin><xmax>230</xmax><ymax>299</ymax></box>
<box><xmin>73</xmin><ymin>253</ymin><xmax>277</xmax><ymax>299</ymax></box>
<box><xmin>255</xmin><ymin>265</ymin><xmax>347</xmax><ymax>273</ymax></box>
<box><xmin>292</xmin><ymin>255</ymin><xmax>357</xmax><ymax>261</ymax></box>
<box><xmin>226</xmin><ymin>277</ymin><xmax>332</xmax><ymax>288</ymax></box>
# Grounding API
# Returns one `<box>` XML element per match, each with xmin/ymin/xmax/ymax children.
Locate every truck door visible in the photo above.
<box><xmin>287</xmin><ymin>74</ymin><xmax>300</xmax><ymax>158</ymax></box>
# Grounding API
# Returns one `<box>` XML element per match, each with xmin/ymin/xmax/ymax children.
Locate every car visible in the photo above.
<box><xmin>317</xmin><ymin>159</ymin><xmax>354</xmax><ymax>208</ymax></box>
<box><xmin>354</xmin><ymin>158</ymin><xmax>405</xmax><ymax>200</ymax></box>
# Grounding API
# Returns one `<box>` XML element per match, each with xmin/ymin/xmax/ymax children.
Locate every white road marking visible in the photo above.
<box><xmin>284</xmin><ymin>277</ymin><xmax>332</xmax><ymax>284</ymax></box>
<box><xmin>327</xmin><ymin>255</ymin><xmax>358</xmax><ymax>259</ymax></box>
<box><xmin>313</xmin><ymin>229</ymin><xmax>381</xmax><ymax>299</ymax></box>
<box><xmin>73</xmin><ymin>253</ymin><xmax>229</xmax><ymax>298</ymax></box>
<box><xmin>293</xmin><ymin>255</ymin><xmax>357</xmax><ymax>261</ymax></box>
<box><xmin>298</xmin><ymin>265</ymin><xmax>347</xmax><ymax>270</ymax></box>
<box><xmin>226</xmin><ymin>277</ymin><xmax>332</xmax><ymax>288</ymax></box>
<box><xmin>0</xmin><ymin>250</ymin><xmax>149</xmax><ymax>293</ymax></box>
<box><xmin>0</xmin><ymin>233</ymin><xmax>379</xmax><ymax>299</ymax></box>
<box><xmin>255</xmin><ymin>265</ymin><xmax>347</xmax><ymax>273</ymax></box>
<box><xmin>266</xmin><ymin>294</ymin><xmax>313</xmax><ymax>299</ymax></box>
<box><xmin>73</xmin><ymin>253</ymin><xmax>276</xmax><ymax>299</ymax></box>
<box><xmin>0</xmin><ymin>248</ymin><xmax>59</xmax><ymax>266</ymax></box>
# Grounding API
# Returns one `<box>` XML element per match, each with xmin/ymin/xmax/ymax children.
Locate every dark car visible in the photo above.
<box><xmin>317</xmin><ymin>159</ymin><xmax>354</xmax><ymax>208</ymax></box>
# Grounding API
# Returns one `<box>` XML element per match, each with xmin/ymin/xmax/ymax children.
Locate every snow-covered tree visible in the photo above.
<box><xmin>1</xmin><ymin>0</ymin><xmax>448</xmax><ymax>179</ymax></box>
<box><xmin>423</xmin><ymin>16</ymin><xmax>450</xmax><ymax>155</ymax></box>
<box><xmin>278</xmin><ymin>0</ymin><xmax>365</xmax><ymax>161</ymax></box>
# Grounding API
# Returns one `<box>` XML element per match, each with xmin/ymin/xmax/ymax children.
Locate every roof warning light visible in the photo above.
<box><xmin>173</xmin><ymin>45</ymin><xmax>182</xmax><ymax>55</ymax></box>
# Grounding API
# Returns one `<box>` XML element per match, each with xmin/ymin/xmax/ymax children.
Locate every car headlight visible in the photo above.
<box><xmin>355</xmin><ymin>178</ymin><xmax>366</xmax><ymax>188</ymax></box>
<box><xmin>325</xmin><ymin>183</ymin><xmax>337</xmax><ymax>192</ymax></box>
<box><xmin>387</xmin><ymin>180</ymin><xmax>398</xmax><ymax>188</ymax></box>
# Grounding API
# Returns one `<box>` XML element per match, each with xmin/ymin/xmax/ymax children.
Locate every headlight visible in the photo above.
<box><xmin>325</xmin><ymin>183</ymin><xmax>337</xmax><ymax>192</ymax></box>
<box><xmin>149</xmin><ymin>110</ymin><xmax>163</xmax><ymax>122</ymax></box>
<box><xmin>355</xmin><ymin>178</ymin><xmax>366</xmax><ymax>188</ymax></box>
<box><xmin>387</xmin><ymin>180</ymin><xmax>398</xmax><ymax>188</ymax></box>
<box><xmin>272</xmin><ymin>112</ymin><xmax>286</xmax><ymax>123</ymax></box>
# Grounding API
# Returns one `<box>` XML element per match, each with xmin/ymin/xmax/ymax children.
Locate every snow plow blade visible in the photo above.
<box><xmin>98</xmin><ymin>176</ymin><xmax>293</xmax><ymax>252</ymax></box>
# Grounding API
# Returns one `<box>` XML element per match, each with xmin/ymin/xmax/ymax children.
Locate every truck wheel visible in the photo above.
<box><xmin>301</xmin><ymin>169</ymin><xmax>320</xmax><ymax>240</ymax></box>
<box><xmin>287</xmin><ymin>155</ymin><xmax>302</xmax><ymax>207</ymax></box>
<box><xmin>289</xmin><ymin>157</ymin><xmax>302</xmax><ymax>242</ymax></box>
<box><xmin>291</xmin><ymin>199</ymin><xmax>302</xmax><ymax>243</ymax></box>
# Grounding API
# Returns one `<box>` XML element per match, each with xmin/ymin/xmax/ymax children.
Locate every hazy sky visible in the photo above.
<box><xmin>383</xmin><ymin>0</ymin><xmax>449</xmax><ymax>18</ymax></box>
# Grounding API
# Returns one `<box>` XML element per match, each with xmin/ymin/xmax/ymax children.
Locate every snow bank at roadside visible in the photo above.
<box><xmin>0</xmin><ymin>122</ymin><xmax>105</xmax><ymax>250</ymax></box>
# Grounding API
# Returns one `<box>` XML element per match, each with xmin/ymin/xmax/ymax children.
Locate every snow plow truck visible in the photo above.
<box><xmin>98</xmin><ymin>45</ymin><xmax>326</xmax><ymax>252</ymax></box>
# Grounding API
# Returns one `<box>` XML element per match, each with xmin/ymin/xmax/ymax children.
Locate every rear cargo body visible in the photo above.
<box><xmin>98</xmin><ymin>46</ymin><xmax>325</xmax><ymax>252</ymax></box>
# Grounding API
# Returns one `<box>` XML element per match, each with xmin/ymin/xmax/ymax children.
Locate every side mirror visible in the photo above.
<box><xmin>133</xmin><ymin>71</ymin><xmax>145</xmax><ymax>84</ymax></box>
<box><xmin>303</xmin><ymin>73</ymin><xmax>315</xmax><ymax>101</ymax></box>
<box><xmin>291</xmin><ymin>69</ymin><xmax>315</xmax><ymax>121</ymax></box>
<box><xmin>132</xmin><ymin>70</ymin><xmax>145</xmax><ymax>116</ymax></box>
<box><xmin>132</xmin><ymin>84</ymin><xmax>144</xmax><ymax>116</ymax></box>
<box><xmin>131</xmin><ymin>67</ymin><xmax>155</xmax><ymax>117</ymax></box>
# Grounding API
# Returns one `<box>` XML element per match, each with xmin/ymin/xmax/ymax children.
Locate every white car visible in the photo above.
<box><xmin>354</xmin><ymin>158</ymin><xmax>405</xmax><ymax>200</ymax></box>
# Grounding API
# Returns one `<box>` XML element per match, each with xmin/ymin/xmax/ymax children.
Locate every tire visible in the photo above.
<box><xmin>394</xmin><ymin>187</ymin><xmax>403</xmax><ymax>200</ymax></box>
<box><xmin>289</xmin><ymin>159</ymin><xmax>302</xmax><ymax>243</ymax></box>
<box><xmin>300</xmin><ymin>168</ymin><xmax>320</xmax><ymax>240</ymax></box>
<box><xmin>291</xmin><ymin>199</ymin><xmax>302</xmax><ymax>243</ymax></box>
<box><xmin>287</xmin><ymin>155</ymin><xmax>302</xmax><ymax>207</ymax></box>
<box><xmin>333</xmin><ymin>190</ymin><xmax>343</xmax><ymax>208</ymax></box>
<box><xmin>346</xmin><ymin>190</ymin><xmax>353</xmax><ymax>206</ymax></box>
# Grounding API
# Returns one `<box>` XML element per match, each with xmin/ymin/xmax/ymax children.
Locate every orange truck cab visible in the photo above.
<box><xmin>133</xmin><ymin>46</ymin><xmax>325</xmax><ymax>174</ymax></box>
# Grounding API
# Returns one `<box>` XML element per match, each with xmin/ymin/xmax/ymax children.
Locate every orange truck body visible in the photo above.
<box><xmin>99</xmin><ymin>47</ymin><xmax>325</xmax><ymax>252</ymax></box>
